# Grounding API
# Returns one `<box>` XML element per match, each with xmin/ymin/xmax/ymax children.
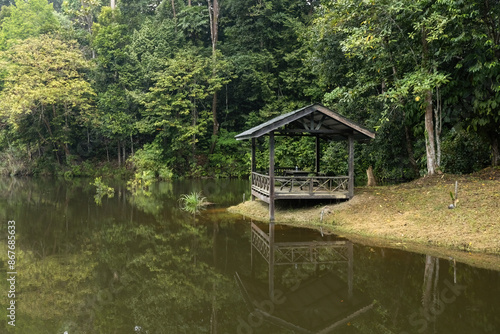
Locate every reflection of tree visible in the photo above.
<box><xmin>422</xmin><ymin>255</ymin><xmax>440</xmax><ymax>327</ymax></box>
<box><xmin>0</xmin><ymin>178</ymin><xmax>250</xmax><ymax>333</ymax></box>
<box><xmin>90</xmin><ymin>218</ymin><xmax>238</xmax><ymax>332</ymax></box>
<box><xmin>126</xmin><ymin>181</ymin><xmax>173</xmax><ymax>216</ymax></box>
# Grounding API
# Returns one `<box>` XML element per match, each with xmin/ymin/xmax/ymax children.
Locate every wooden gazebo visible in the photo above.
<box><xmin>235</xmin><ymin>104</ymin><xmax>375</xmax><ymax>221</ymax></box>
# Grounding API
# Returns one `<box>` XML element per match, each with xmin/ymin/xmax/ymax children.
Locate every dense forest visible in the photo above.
<box><xmin>0</xmin><ymin>0</ymin><xmax>498</xmax><ymax>182</ymax></box>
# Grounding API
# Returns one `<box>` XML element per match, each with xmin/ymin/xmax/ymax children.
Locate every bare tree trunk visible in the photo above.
<box><xmin>110</xmin><ymin>0</ymin><xmax>115</xmax><ymax>9</ymax></box>
<box><xmin>422</xmin><ymin>26</ymin><xmax>436</xmax><ymax>175</ymax></box>
<box><xmin>208</xmin><ymin>0</ymin><xmax>220</xmax><ymax>155</ymax></box>
<box><xmin>434</xmin><ymin>87</ymin><xmax>442</xmax><ymax>169</ymax></box>
<box><xmin>424</xmin><ymin>90</ymin><xmax>436</xmax><ymax>175</ymax></box>
<box><xmin>171</xmin><ymin>0</ymin><xmax>176</xmax><ymax>18</ymax></box>
<box><xmin>366</xmin><ymin>166</ymin><xmax>376</xmax><ymax>186</ymax></box>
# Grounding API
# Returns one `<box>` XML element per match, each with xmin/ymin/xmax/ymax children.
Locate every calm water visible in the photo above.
<box><xmin>0</xmin><ymin>178</ymin><xmax>499</xmax><ymax>334</ymax></box>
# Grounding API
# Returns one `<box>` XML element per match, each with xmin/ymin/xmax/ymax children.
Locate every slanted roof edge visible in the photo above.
<box><xmin>235</xmin><ymin>104</ymin><xmax>375</xmax><ymax>141</ymax></box>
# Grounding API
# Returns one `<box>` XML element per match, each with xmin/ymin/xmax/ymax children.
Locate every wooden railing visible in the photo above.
<box><xmin>275</xmin><ymin>175</ymin><xmax>349</xmax><ymax>194</ymax></box>
<box><xmin>252</xmin><ymin>172</ymin><xmax>271</xmax><ymax>195</ymax></box>
<box><xmin>252</xmin><ymin>172</ymin><xmax>349</xmax><ymax>196</ymax></box>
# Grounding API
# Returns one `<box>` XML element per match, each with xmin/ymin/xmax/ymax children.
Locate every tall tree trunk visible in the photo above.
<box><xmin>110</xmin><ymin>0</ymin><xmax>115</xmax><ymax>9</ymax></box>
<box><xmin>171</xmin><ymin>0</ymin><xmax>176</xmax><ymax>18</ymax></box>
<box><xmin>434</xmin><ymin>87</ymin><xmax>442</xmax><ymax>168</ymax></box>
<box><xmin>424</xmin><ymin>89</ymin><xmax>436</xmax><ymax>175</ymax></box>
<box><xmin>422</xmin><ymin>26</ymin><xmax>436</xmax><ymax>175</ymax></box>
<box><xmin>208</xmin><ymin>0</ymin><xmax>220</xmax><ymax>155</ymax></box>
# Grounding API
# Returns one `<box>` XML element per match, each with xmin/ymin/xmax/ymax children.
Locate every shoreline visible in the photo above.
<box><xmin>227</xmin><ymin>170</ymin><xmax>500</xmax><ymax>271</ymax></box>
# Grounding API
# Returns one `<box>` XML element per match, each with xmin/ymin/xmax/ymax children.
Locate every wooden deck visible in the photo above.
<box><xmin>251</xmin><ymin>172</ymin><xmax>350</xmax><ymax>203</ymax></box>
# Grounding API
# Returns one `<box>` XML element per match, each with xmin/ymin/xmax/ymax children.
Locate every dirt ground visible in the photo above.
<box><xmin>228</xmin><ymin>167</ymin><xmax>500</xmax><ymax>270</ymax></box>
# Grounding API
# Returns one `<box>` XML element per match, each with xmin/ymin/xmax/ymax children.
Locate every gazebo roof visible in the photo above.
<box><xmin>235</xmin><ymin>104</ymin><xmax>375</xmax><ymax>141</ymax></box>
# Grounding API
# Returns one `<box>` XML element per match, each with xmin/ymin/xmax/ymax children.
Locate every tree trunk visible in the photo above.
<box><xmin>208</xmin><ymin>0</ymin><xmax>220</xmax><ymax>155</ymax></box>
<box><xmin>424</xmin><ymin>89</ymin><xmax>436</xmax><ymax>175</ymax></box>
<box><xmin>110</xmin><ymin>0</ymin><xmax>115</xmax><ymax>9</ymax></box>
<box><xmin>171</xmin><ymin>0</ymin><xmax>176</xmax><ymax>18</ymax></box>
<box><xmin>434</xmin><ymin>87</ymin><xmax>442</xmax><ymax>169</ymax></box>
<box><xmin>422</xmin><ymin>26</ymin><xmax>436</xmax><ymax>175</ymax></box>
<box><xmin>366</xmin><ymin>166</ymin><xmax>376</xmax><ymax>186</ymax></box>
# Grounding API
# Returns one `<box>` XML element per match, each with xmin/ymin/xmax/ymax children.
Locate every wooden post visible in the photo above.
<box><xmin>315</xmin><ymin>135</ymin><xmax>320</xmax><ymax>174</ymax></box>
<box><xmin>348</xmin><ymin>134</ymin><xmax>354</xmax><ymax>198</ymax></box>
<box><xmin>269</xmin><ymin>132</ymin><xmax>275</xmax><ymax>222</ymax></box>
<box><xmin>251</xmin><ymin>138</ymin><xmax>256</xmax><ymax>201</ymax></box>
<box><xmin>268</xmin><ymin>222</ymin><xmax>275</xmax><ymax>300</ymax></box>
<box><xmin>348</xmin><ymin>241</ymin><xmax>353</xmax><ymax>300</ymax></box>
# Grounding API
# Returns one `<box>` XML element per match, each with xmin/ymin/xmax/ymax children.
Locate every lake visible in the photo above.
<box><xmin>0</xmin><ymin>178</ymin><xmax>499</xmax><ymax>333</ymax></box>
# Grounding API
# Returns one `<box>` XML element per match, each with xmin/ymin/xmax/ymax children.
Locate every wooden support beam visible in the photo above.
<box><xmin>269</xmin><ymin>132</ymin><xmax>275</xmax><ymax>222</ymax></box>
<box><xmin>348</xmin><ymin>241</ymin><xmax>353</xmax><ymax>300</ymax></box>
<box><xmin>268</xmin><ymin>222</ymin><xmax>275</xmax><ymax>300</ymax></box>
<box><xmin>315</xmin><ymin>114</ymin><xmax>327</xmax><ymax>130</ymax></box>
<box><xmin>315</xmin><ymin>135</ymin><xmax>320</xmax><ymax>174</ymax></box>
<box><xmin>348</xmin><ymin>134</ymin><xmax>354</xmax><ymax>198</ymax></box>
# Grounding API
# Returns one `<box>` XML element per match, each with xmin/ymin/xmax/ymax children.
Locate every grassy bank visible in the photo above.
<box><xmin>228</xmin><ymin>167</ymin><xmax>500</xmax><ymax>270</ymax></box>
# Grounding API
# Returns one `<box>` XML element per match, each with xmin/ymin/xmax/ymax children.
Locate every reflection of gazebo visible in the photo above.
<box><xmin>235</xmin><ymin>223</ymin><xmax>374</xmax><ymax>333</ymax></box>
<box><xmin>235</xmin><ymin>104</ymin><xmax>375</xmax><ymax>221</ymax></box>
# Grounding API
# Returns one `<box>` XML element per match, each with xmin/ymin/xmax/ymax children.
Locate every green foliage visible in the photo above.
<box><xmin>0</xmin><ymin>35</ymin><xmax>94</xmax><ymax>163</ymax></box>
<box><xmin>127</xmin><ymin>170</ymin><xmax>154</xmax><ymax>195</ymax></box>
<box><xmin>91</xmin><ymin>176</ymin><xmax>114</xmax><ymax>204</ymax></box>
<box><xmin>0</xmin><ymin>0</ymin><xmax>59</xmax><ymax>50</ymax></box>
<box><xmin>0</xmin><ymin>144</ymin><xmax>31</xmax><ymax>176</ymax></box>
<box><xmin>441</xmin><ymin>129</ymin><xmax>490</xmax><ymax>174</ymax></box>
<box><xmin>127</xmin><ymin>142</ymin><xmax>173</xmax><ymax>180</ymax></box>
<box><xmin>0</xmin><ymin>0</ymin><xmax>498</xmax><ymax>178</ymax></box>
<box><xmin>179</xmin><ymin>191</ymin><xmax>208</xmax><ymax>214</ymax></box>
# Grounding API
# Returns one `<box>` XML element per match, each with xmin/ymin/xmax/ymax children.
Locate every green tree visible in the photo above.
<box><xmin>0</xmin><ymin>35</ymin><xmax>95</xmax><ymax>163</ymax></box>
<box><xmin>308</xmin><ymin>0</ymin><xmax>453</xmax><ymax>176</ymax></box>
<box><xmin>137</xmin><ymin>48</ymin><xmax>232</xmax><ymax>175</ymax></box>
<box><xmin>450</xmin><ymin>0</ymin><xmax>500</xmax><ymax>166</ymax></box>
<box><xmin>0</xmin><ymin>0</ymin><xmax>59</xmax><ymax>50</ymax></box>
<box><xmin>90</xmin><ymin>6</ymin><xmax>137</xmax><ymax>165</ymax></box>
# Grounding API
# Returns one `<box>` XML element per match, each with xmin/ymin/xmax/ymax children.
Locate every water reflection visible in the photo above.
<box><xmin>0</xmin><ymin>178</ymin><xmax>499</xmax><ymax>334</ymax></box>
<box><xmin>237</xmin><ymin>222</ymin><xmax>374</xmax><ymax>333</ymax></box>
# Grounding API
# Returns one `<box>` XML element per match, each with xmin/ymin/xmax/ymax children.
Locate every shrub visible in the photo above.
<box><xmin>127</xmin><ymin>142</ymin><xmax>173</xmax><ymax>180</ymax></box>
